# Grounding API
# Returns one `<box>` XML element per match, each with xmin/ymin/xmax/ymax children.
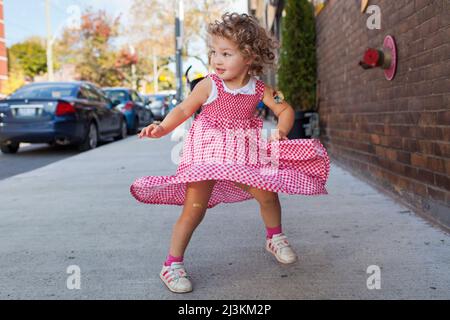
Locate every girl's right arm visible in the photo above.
<box><xmin>138</xmin><ymin>77</ymin><xmax>211</xmax><ymax>139</ymax></box>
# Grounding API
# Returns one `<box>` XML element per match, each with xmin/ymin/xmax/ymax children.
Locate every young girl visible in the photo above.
<box><xmin>131</xmin><ymin>13</ymin><xmax>330</xmax><ymax>294</ymax></box>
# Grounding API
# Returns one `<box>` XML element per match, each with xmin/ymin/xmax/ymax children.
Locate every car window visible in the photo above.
<box><xmin>148</xmin><ymin>95</ymin><xmax>165</xmax><ymax>102</ymax></box>
<box><xmin>78</xmin><ymin>85</ymin><xmax>96</xmax><ymax>101</ymax></box>
<box><xmin>77</xmin><ymin>87</ymin><xmax>89</xmax><ymax>100</ymax></box>
<box><xmin>104</xmin><ymin>90</ymin><xmax>130</xmax><ymax>104</ymax></box>
<box><xmin>87</xmin><ymin>86</ymin><xmax>104</xmax><ymax>102</ymax></box>
<box><xmin>9</xmin><ymin>83</ymin><xmax>78</xmax><ymax>99</ymax></box>
<box><xmin>131</xmin><ymin>91</ymin><xmax>143</xmax><ymax>103</ymax></box>
<box><xmin>139</xmin><ymin>93</ymin><xmax>147</xmax><ymax>103</ymax></box>
<box><xmin>91</xmin><ymin>86</ymin><xmax>109</xmax><ymax>104</ymax></box>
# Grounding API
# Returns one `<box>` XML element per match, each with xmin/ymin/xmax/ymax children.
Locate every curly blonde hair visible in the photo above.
<box><xmin>207</xmin><ymin>12</ymin><xmax>279</xmax><ymax>76</ymax></box>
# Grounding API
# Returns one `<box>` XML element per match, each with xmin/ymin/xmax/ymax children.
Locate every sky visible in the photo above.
<box><xmin>4</xmin><ymin>0</ymin><xmax>248</xmax><ymax>46</ymax></box>
<box><xmin>4</xmin><ymin>0</ymin><xmax>248</xmax><ymax>81</ymax></box>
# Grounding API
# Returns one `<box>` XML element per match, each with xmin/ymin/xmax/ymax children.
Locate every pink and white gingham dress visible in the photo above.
<box><xmin>130</xmin><ymin>73</ymin><xmax>330</xmax><ymax>208</ymax></box>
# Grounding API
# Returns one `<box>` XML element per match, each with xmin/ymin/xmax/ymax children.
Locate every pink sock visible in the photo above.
<box><xmin>266</xmin><ymin>225</ymin><xmax>282</xmax><ymax>239</ymax></box>
<box><xmin>164</xmin><ymin>254</ymin><xmax>184</xmax><ymax>266</ymax></box>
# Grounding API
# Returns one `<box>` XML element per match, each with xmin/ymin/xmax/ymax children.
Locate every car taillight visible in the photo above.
<box><xmin>55</xmin><ymin>101</ymin><xmax>76</xmax><ymax>116</ymax></box>
<box><xmin>124</xmin><ymin>102</ymin><xmax>133</xmax><ymax>110</ymax></box>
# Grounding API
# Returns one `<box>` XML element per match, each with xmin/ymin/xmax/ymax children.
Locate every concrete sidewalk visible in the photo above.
<box><xmin>0</xmin><ymin>122</ymin><xmax>449</xmax><ymax>299</ymax></box>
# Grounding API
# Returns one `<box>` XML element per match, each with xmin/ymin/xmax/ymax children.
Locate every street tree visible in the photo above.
<box><xmin>55</xmin><ymin>8</ymin><xmax>123</xmax><ymax>87</ymax></box>
<box><xmin>126</xmin><ymin>0</ymin><xmax>227</xmax><ymax>79</ymax></box>
<box><xmin>8</xmin><ymin>38</ymin><xmax>47</xmax><ymax>80</ymax></box>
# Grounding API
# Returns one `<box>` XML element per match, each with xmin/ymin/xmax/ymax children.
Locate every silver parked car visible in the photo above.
<box><xmin>144</xmin><ymin>93</ymin><xmax>174</xmax><ymax>121</ymax></box>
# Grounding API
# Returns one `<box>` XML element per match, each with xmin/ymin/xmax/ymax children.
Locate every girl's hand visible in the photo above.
<box><xmin>268</xmin><ymin>128</ymin><xmax>289</xmax><ymax>142</ymax></box>
<box><xmin>138</xmin><ymin>123</ymin><xmax>166</xmax><ymax>139</ymax></box>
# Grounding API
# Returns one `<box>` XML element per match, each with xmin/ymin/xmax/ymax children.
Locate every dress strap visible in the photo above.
<box><xmin>255</xmin><ymin>79</ymin><xmax>265</xmax><ymax>101</ymax></box>
<box><xmin>207</xmin><ymin>73</ymin><xmax>225</xmax><ymax>93</ymax></box>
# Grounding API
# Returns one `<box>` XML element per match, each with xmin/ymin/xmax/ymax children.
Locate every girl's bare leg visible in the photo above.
<box><xmin>233</xmin><ymin>182</ymin><xmax>281</xmax><ymax>228</ymax></box>
<box><xmin>168</xmin><ymin>180</ymin><xmax>217</xmax><ymax>257</ymax></box>
<box><xmin>233</xmin><ymin>182</ymin><xmax>297</xmax><ymax>264</ymax></box>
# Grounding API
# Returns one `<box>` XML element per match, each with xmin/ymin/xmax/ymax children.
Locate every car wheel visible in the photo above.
<box><xmin>0</xmin><ymin>142</ymin><xmax>20</xmax><ymax>154</ymax></box>
<box><xmin>114</xmin><ymin>118</ymin><xmax>128</xmax><ymax>141</ymax></box>
<box><xmin>78</xmin><ymin>122</ymin><xmax>98</xmax><ymax>152</ymax></box>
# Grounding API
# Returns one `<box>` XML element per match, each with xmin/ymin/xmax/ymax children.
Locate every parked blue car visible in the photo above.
<box><xmin>103</xmin><ymin>88</ymin><xmax>153</xmax><ymax>134</ymax></box>
<box><xmin>0</xmin><ymin>81</ymin><xmax>127</xmax><ymax>154</ymax></box>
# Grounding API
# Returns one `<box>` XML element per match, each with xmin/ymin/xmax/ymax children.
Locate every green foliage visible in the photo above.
<box><xmin>75</xmin><ymin>9</ymin><xmax>123</xmax><ymax>87</ymax></box>
<box><xmin>278</xmin><ymin>0</ymin><xmax>317</xmax><ymax>111</ymax></box>
<box><xmin>8</xmin><ymin>39</ymin><xmax>47</xmax><ymax>79</ymax></box>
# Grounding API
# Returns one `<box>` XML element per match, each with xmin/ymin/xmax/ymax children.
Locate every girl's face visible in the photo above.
<box><xmin>209</xmin><ymin>36</ymin><xmax>252</xmax><ymax>81</ymax></box>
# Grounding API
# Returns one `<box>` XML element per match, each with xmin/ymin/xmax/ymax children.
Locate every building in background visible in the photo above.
<box><xmin>248</xmin><ymin>0</ymin><xmax>284</xmax><ymax>87</ymax></box>
<box><xmin>316</xmin><ymin>0</ymin><xmax>449</xmax><ymax>229</ymax></box>
<box><xmin>250</xmin><ymin>0</ymin><xmax>450</xmax><ymax>230</ymax></box>
<box><xmin>248</xmin><ymin>0</ymin><xmax>324</xmax><ymax>86</ymax></box>
<box><xmin>0</xmin><ymin>0</ymin><xmax>8</xmax><ymax>93</ymax></box>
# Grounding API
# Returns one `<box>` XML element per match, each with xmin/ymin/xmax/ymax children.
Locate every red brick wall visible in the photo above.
<box><xmin>0</xmin><ymin>0</ymin><xmax>7</xmax><ymax>91</ymax></box>
<box><xmin>315</xmin><ymin>0</ymin><xmax>450</xmax><ymax>228</ymax></box>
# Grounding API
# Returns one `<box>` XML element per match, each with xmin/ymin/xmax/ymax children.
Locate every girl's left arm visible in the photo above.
<box><xmin>262</xmin><ymin>85</ymin><xmax>295</xmax><ymax>140</ymax></box>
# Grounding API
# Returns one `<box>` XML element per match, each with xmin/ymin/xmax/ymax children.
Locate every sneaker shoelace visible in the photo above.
<box><xmin>168</xmin><ymin>264</ymin><xmax>190</xmax><ymax>281</ymax></box>
<box><xmin>272</xmin><ymin>235</ymin><xmax>290</xmax><ymax>251</ymax></box>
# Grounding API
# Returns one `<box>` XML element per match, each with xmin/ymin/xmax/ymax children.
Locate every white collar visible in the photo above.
<box><xmin>221</xmin><ymin>77</ymin><xmax>256</xmax><ymax>95</ymax></box>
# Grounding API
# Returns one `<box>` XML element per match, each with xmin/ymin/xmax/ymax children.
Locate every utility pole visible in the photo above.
<box><xmin>175</xmin><ymin>0</ymin><xmax>184</xmax><ymax>102</ymax></box>
<box><xmin>129</xmin><ymin>45</ymin><xmax>137</xmax><ymax>90</ymax></box>
<box><xmin>45</xmin><ymin>0</ymin><xmax>54</xmax><ymax>81</ymax></box>
<box><xmin>153</xmin><ymin>48</ymin><xmax>158</xmax><ymax>93</ymax></box>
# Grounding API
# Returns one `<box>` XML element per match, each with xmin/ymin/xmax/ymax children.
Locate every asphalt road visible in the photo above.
<box><xmin>0</xmin><ymin>143</ymin><xmax>79</xmax><ymax>181</ymax></box>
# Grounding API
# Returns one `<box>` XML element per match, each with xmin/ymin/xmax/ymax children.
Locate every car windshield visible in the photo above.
<box><xmin>9</xmin><ymin>83</ymin><xmax>78</xmax><ymax>99</ymax></box>
<box><xmin>104</xmin><ymin>90</ymin><xmax>129</xmax><ymax>103</ymax></box>
<box><xmin>147</xmin><ymin>95</ymin><xmax>166</xmax><ymax>102</ymax></box>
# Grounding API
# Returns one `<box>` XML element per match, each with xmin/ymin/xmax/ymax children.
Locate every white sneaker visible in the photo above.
<box><xmin>159</xmin><ymin>262</ymin><xmax>193</xmax><ymax>293</ymax></box>
<box><xmin>266</xmin><ymin>233</ymin><xmax>298</xmax><ymax>264</ymax></box>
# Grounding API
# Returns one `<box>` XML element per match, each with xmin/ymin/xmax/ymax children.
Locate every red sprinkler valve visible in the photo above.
<box><xmin>359</xmin><ymin>35</ymin><xmax>398</xmax><ymax>81</ymax></box>
<box><xmin>359</xmin><ymin>48</ymin><xmax>383</xmax><ymax>69</ymax></box>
